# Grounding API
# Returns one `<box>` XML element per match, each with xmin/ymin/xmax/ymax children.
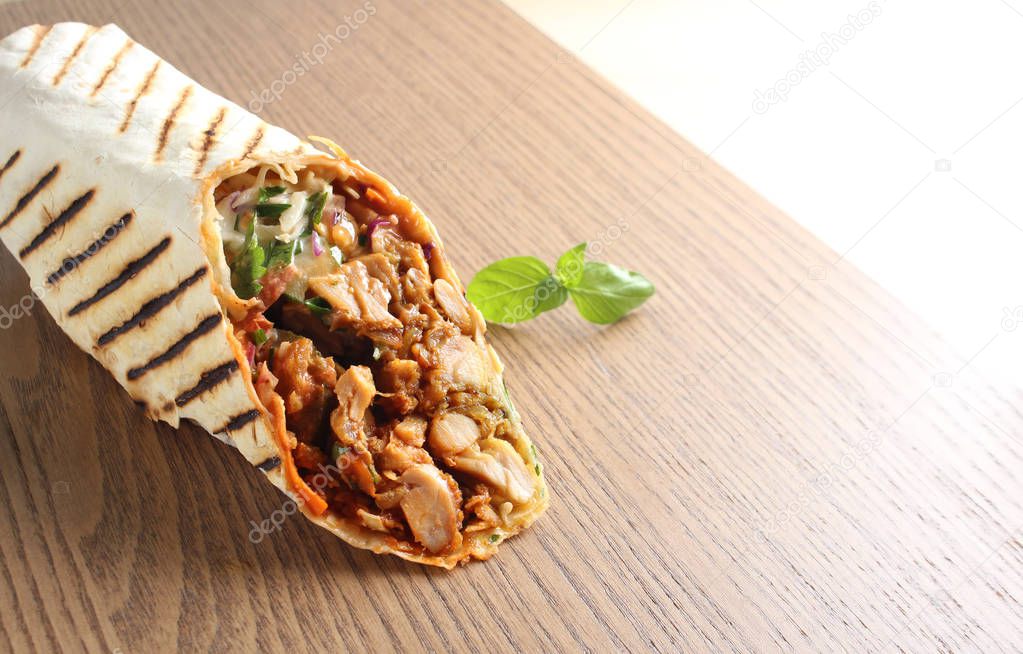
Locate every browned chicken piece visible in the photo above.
<box><xmin>376</xmin><ymin>358</ymin><xmax>421</xmax><ymax>414</ymax></box>
<box><xmin>449</xmin><ymin>438</ymin><xmax>535</xmax><ymax>505</ymax></box>
<box><xmin>393</xmin><ymin>416</ymin><xmax>427</xmax><ymax>447</ymax></box>
<box><xmin>309</xmin><ymin>254</ymin><xmax>402</xmax><ymax>347</ymax></box>
<box><xmin>379</xmin><ymin>437</ymin><xmax>432</xmax><ymax>475</ymax></box>
<box><xmin>356</xmin><ymin>508</ymin><xmax>406</xmax><ymax>534</ymax></box>
<box><xmin>463</xmin><ymin>485</ymin><xmax>500</xmax><ymax>528</ymax></box>
<box><xmin>436</xmin><ymin>336</ymin><xmax>493</xmax><ymax>388</ymax></box>
<box><xmin>361</xmin><ymin>245</ymin><xmax>402</xmax><ymax>292</ymax></box>
<box><xmin>401</xmin><ymin>267</ymin><xmax>434</xmax><ymax>306</ymax></box>
<box><xmin>432</xmin><ymin>278</ymin><xmax>472</xmax><ymax>334</ymax></box>
<box><xmin>394</xmin><ymin>240</ymin><xmax>430</xmax><ymax>276</ymax></box>
<box><xmin>271</xmin><ymin>337</ymin><xmax>338</xmax><ymax>443</ymax></box>
<box><xmin>332</xmin><ymin>365</ymin><xmax>375</xmax><ymax>431</ymax></box>
<box><xmin>330</xmin><ymin>365</ymin><xmax>378</xmax><ymax>495</ymax></box>
<box><xmin>428</xmin><ymin>412</ymin><xmax>481</xmax><ymax>459</ymax></box>
<box><xmin>398</xmin><ymin>464</ymin><xmax>463</xmax><ymax>553</ymax></box>
<box><xmin>420</xmin><ymin>330</ymin><xmax>499</xmax><ymax>409</ymax></box>
<box><xmin>293</xmin><ymin>442</ymin><xmax>328</xmax><ymax>471</ymax></box>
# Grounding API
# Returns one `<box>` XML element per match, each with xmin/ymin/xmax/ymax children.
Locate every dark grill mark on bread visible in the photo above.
<box><xmin>240</xmin><ymin>125</ymin><xmax>265</xmax><ymax>160</ymax></box>
<box><xmin>119</xmin><ymin>60</ymin><xmax>161</xmax><ymax>133</ymax></box>
<box><xmin>20</xmin><ymin>25</ymin><xmax>52</xmax><ymax>68</ymax></box>
<box><xmin>194</xmin><ymin>107</ymin><xmax>226</xmax><ymax>175</ymax></box>
<box><xmin>52</xmin><ymin>26</ymin><xmax>96</xmax><ymax>86</ymax></box>
<box><xmin>96</xmin><ymin>266</ymin><xmax>206</xmax><ymax>346</ymax></box>
<box><xmin>91</xmin><ymin>39</ymin><xmax>134</xmax><ymax>98</ymax></box>
<box><xmin>222</xmin><ymin>409</ymin><xmax>260</xmax><ymax>433</ymax></box>
<box><xmin>1</xmin><ymin>165</ymin><xmax>58</xmax><ymax>228</ymax></box>
<box><xmin>68</xmin><ymin>237</ymin><xmax>171</xmax><ymax>316</ymax></box>
<box><xmin>156</xmin><ymin>86</ymin><xmax>193</xmax><ymax>160</ymax></box>
<box><xmin>47</xmin><ymin>212</ymin><xmax>132</xmax><ymax>284</ymax></box>
<box><xmin>0</xmin><ymin>150</ymin><xmax>21</xmax><ymax>183</ymax></box>
<box><xmin>255</xmin><ymin>456</ymin><xmax>282</xmax><ymax>472</ymax></box>
<box><xmin>19</xmin><ymin>189</ymin><xmax>94</xmax><ymax>258</ymax></box>
<box><xmin>126</xmin><ymin>313</ymin><xmax>222</xmax><ymax>380</ymax></box>
<box><xmin>175</xmin><ymin>360</ymin><xmax>238</xmax><ymax>407</ymax></box>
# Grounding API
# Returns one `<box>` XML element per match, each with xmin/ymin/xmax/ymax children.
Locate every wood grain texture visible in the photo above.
<box><xmin>1</xmin><ymin>0</ymin><xmax>1022</xmax><ymax>651</ymax></box>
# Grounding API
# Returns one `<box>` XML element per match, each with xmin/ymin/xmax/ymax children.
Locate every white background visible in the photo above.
<box><xmin>504</xmin><ymin>0</ymin><xmax>1023</xmax><ymax>383</ymax></box>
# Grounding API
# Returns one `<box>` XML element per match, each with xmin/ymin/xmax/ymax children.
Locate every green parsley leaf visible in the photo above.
<box><xmin>304</xmin><ymin>191</ymin><xmax>328</xmax><ymax>235</ymax></box>
<box><xmin>266</xmin><ymin>238</ymin><xmax>298</xmax><ymax>269</ymax></box>
<box><xmin>466</xmin><ymin>256</ymin><xmax>563</xmax><ymax>324</ymax></box>
<box><xmin>488</xmin><ymin>534</ymin><xmax>500</xmax><ymax>543</ymax></box>
<box><xmin>255</xmin><ymin>202</ymin><xmax>291</xmax><ymax>219</ymax></box>
<box><xmin>251</xmin><ymin>329</ymin><xmax>268</xmax><ymax>346</ymax></box>
<box><xmin>257</xmin><ymin>186</ymin><xmax>286</xmax><ymax>203</ymax></box>
<box><xmin>231</xmin><ymin>220</ymin><xmax>267</xmax><ymax>299</ymax></box>
<box><xmin>305</xmin><ymin>296</ymin><xmax>332</xmax><ymax>315</ymax></box>
<box><xmin>555</xmin><ymin>242</ymin><xmax>586</xmax><ymax>288</ymax></box>
<box><xmin>285</xmin><ymin>294</ymin><xmax>332</xmax><ymax>316</ymax></box>
<box><xmin>568</xmin><ymin>261</ymin><xmax>655</xmax><ymax>324</ymax></box>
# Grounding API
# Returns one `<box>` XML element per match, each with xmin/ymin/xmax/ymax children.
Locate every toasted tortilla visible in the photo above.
<box><xmin>0</xmin><ymin>22</ymin><xmax>548</xmax><ymax>568</ymax></box>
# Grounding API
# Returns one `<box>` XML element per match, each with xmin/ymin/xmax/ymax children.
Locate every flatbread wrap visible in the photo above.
<box><xmin>0</xmin><ymin>22</ymin><xmax>548</xmax><ymax>568</ymax></box>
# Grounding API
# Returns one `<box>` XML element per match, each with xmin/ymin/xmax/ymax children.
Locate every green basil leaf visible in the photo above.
<box><xmin>555</xmin><ymin>242</ymin><xmax>587</xmax><ymax>288</ymax></box>
<box><xmin>467</xmin><ymin>256</ymin><xmax>561</xmax><ymax>324</ymax></box>
<box><xmin>568</xmin><ymin>261</ymin><xmax>655</xmax><ymax>324</ymax></box>
<box><xmin>231</xmin><ymin>220</ymin><xmax>267</xmax><ymax>299</ymax></box>
<box><xmin>255</xmin><ymin>202</ymin><xmax>291</xmax><ymax>219</ymax></box>
<box><xmin>533</xmin><ymin>275</ymin><xmax>568</xmax><ymax>314</ymax></box>
<box><xmin>251</xmin><ymin>329</ymin><xmax>268</xmax><ymax>346</ymax></box>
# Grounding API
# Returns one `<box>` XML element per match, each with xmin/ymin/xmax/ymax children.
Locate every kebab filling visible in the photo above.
<box><xmin>203</xmin><ymin>150</ymin><xmax>544</xmax><ymax>557</ymax></box>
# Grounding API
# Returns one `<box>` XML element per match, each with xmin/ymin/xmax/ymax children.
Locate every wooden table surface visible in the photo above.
<box><xmin>2</xmin><ymin>0</ymin><xmax>1022</xmax><ymax>652</ymax></box>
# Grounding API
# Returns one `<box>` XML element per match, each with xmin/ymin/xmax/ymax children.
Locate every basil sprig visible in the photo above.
<box><xmin>467</xmin><ymin>243</ymin><xmax>654</xmax><ymax>325</ymax></box>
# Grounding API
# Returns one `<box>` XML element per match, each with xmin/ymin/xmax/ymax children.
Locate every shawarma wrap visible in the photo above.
<box><xmin>0</xmin><ymin>22</ymin><xmax>548</xmax><ymax>567</ymax></box>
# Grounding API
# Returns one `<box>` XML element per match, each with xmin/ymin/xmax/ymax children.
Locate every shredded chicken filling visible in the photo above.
<box><xmin>214</xmin><ymin>165</ymin><xmax>537</xmax><ymax>554</ymax></box>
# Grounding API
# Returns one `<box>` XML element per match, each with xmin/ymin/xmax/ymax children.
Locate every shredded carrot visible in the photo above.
<box><xmin>267</xmin><ymin>392</ymin><xmax>328</xmax><ymax>516</ymax></box>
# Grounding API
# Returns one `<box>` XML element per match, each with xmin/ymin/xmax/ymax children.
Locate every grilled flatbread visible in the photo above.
<box><xmin>0</xmin><ymin>22</ymin><xmax>548</xmax><ymax>567</ymax></box>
